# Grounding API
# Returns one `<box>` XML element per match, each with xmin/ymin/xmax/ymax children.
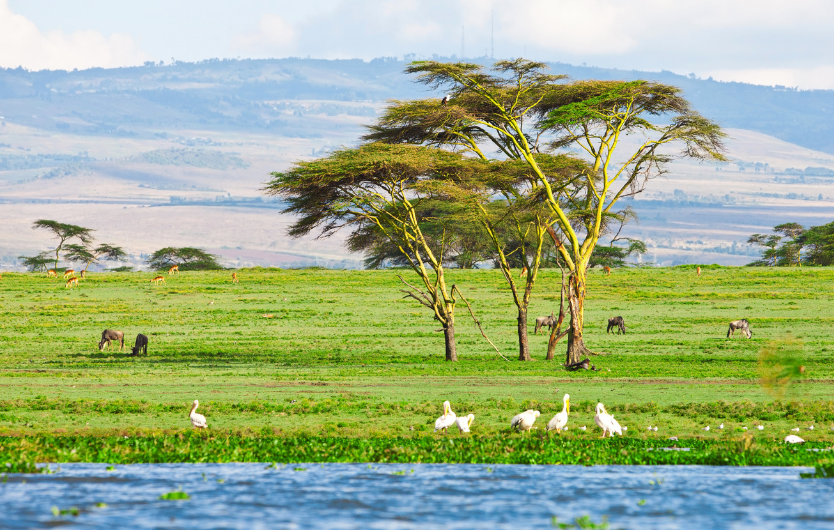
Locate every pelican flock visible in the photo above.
<box><xmin>547</xmin><ymin>394</ymin><xmax>570</xmax><ymax>432</ymax></box>
<box><xmin>434</xmin><ymin>401</ymin><xmax>457</xmax><ymax>433</ymax></box>
<box><xmin>189</xmin><ymin>400</ymin><xmax>207</xmax><ymax>429</ymax></box>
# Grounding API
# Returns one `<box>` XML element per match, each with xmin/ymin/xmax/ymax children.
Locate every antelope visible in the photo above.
<box><xmin>168</xmin><ymin>265</ymin><xmax>179</xmax><ymax>275</ymax></box>
<box><xmin>80</xmin><ymin>270</ymin><xmax>87</xmax><ymax>279</ymax></box>
<box><xmin>519</xmin><ymin>266</ymin><xmax>527</xmax><ymax>279</ymax></box>
<box><xmin>232</xmin><ymin>272</ymin><xmax>239</xmax><ymax>284</ymax></box>
<box><xmin>603</xmin><ymin>266</ymin><xmax>611</xmax><ymax>276</ymax></box>
<box><xmin>151</xmin><ymin>275</ymin><xmax>165</xmax><ymax>285</ymax></box>
<box><xmin>63</xmin><ymin>269</ymin><xmax>75</xmax><ymax>278</ymax></box>
<box><xmin>47</xmin><ymin>269</ymin><xmax>57</xmax><ymax>278</ymax></box>
<box><xmin>697</xmin><ymin>266</ymin><xmax>701</xmax><ymax>277</ymax></box>
<box><xmin>65</xmin><ymin>276</ymin><xmax>79</xmax><ymax>289</ymax></box>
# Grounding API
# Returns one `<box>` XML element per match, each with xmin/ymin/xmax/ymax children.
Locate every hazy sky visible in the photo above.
<box><xmin>2</xmin><ymin>0</ymin><xmax>833</xmax><ymax>89</ymax></box>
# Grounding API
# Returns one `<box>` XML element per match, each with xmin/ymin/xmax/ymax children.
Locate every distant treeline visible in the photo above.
<box><xmin>127</xmin><ymin>149</ymin><xmax>249</xmax><ymax>170</ymax></box>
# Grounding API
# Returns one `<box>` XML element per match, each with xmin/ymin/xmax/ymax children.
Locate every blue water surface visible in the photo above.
<box><xmin>2</xmin><ymin>463</ymin><xmax>833</xmax><ymax>529</ymax></box>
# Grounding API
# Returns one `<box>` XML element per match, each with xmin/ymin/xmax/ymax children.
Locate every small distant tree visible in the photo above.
<box><xmin>589</xmin><ymin>240</ymin><xmax>647</xmax><ymax>268</ymax></box>
<box><xmin>18</xmin><ymin>252</ymin><xmax>53</xmax><ymax>272</ymax></box>
<box><xmin>31</xmin><ymin>220</ymin><xmax>94</xmax><ymax>270</ymax></box>
<box><xmin>63</xmin><ymin>243</ymin><xmax>128</xmax><ymax>272</ymax></box>
<box><xmin>747</xmin><ymin>223</ymin><xmax>805</xmax><ymax>266</ymax></box>
<box><xmin>798</xmin><ymin>221</ymin><xmax>834</xmax><ymax>266</ymax></box>
<box><xmin>146</xmin><ymin>247</ymin><xmax>223</xmax><ymax>271</ymax></box>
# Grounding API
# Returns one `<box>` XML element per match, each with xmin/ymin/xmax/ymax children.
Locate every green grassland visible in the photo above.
<box><xmin>1</xmin><ymin>266</ymin><xmax>833</xmax><ymax>465</ymax></box>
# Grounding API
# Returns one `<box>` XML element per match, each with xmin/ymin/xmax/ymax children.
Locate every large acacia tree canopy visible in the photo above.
<box><xmin>264</xmin><ymin>143</ymin><xmax>483</xmax><ymax>239</ymax></box>
<box><xmin>146</xmin><ymin>247</ymin><xmax>223</xmax><ymax>271</ymax></box>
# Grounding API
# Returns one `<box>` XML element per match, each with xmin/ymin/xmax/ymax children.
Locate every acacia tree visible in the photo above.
<box><xmin>30</xmin><ymin>220</ymin><xmax>95</xmax><ymax>271</ymax></box>
<box><xmin>146</xmin><ymin>247</ymin><xmax>223</xmax><ymax>271</ymax></box>
<box><xmin>748</xmin><ymin>223</ymin><xmax>805</xmax><ymax>266</ymax></box>
<box><xmin>366</xmin><ymin>59</ymin><xmax>726</xmax><ymax>364</ymax></box>
<box><xmin>18</xmin><ymin>252</ymin><xmax>53</xmax><ymax>272</ymax></box>
<box><xmin>63</xmin><ymin>243</ymin><xmax>127</xmax><ymax>272</ymax></box>
<box><xmin>265</xmin><ymin>143</ymin><xmax>472</xmax><ymax>361</ymax></box>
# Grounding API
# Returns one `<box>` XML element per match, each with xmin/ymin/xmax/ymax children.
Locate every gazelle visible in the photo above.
<box><xmin>63</xmin><ymin>270</ymin><xmax>75</xmax><ymax>278</ymax></box>
<box><xmin>65</xmin><ymin>277</ymin><xmax>79</xmax><ymax>289</ymax></box>
<box><xmin>519</xmin><ymin>266</ymin><xmax>527</xmax><ymax>279</ymax></box>
<box><xmin>80</xmin><ymin>270</ymin><xmax>87</xmax><ymax>279</ymax></box>
<box><xmin>603</xmin><ymin>266</ymin><xmax>611</xmax><ymax>276</ymax></box>
<box><xmin>47</xmin><ymin>269</ymin><xmax>57</xmax><ymax>278</ymax></box>
<box><xmin>232</xmin><ymin>272</ymin><xmax>239</xmax><ymax>284</ymax></box>
<box><xmin>697</xmin><ymin>266</ymin><xmax>701</xmax><ymax>277</ymax></box>
<box><xmin>168</xmin><ymin>265</ymin><xmax>179</xmax><ymax>275</ymax></box>
<box><xmin>151</xmin><ymin>275</ymin><xmax>165</xmax><ymax>285</ymax></box>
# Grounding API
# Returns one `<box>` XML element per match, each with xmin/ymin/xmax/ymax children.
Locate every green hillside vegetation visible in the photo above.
<box><xmin>127</xmin><ymin>148</ymin><xmax>250</xmax><ymax>170</ymax></box>
<box><xmin>0</xmin><ymin>267</ymin><xmax>833</xmax><ymax>465</ymax></box>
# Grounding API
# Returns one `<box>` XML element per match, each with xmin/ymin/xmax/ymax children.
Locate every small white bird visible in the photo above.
<box><xmin>547</xmin><ymin>394</ymin><xmax>570</xmax><ymax>433</ymax></box>
<box><xmin>434</xmin><ymin>401</ymin><xmax>457</xmax><ymax>433</ymax></box>
<box><xmin>652</xmin><ymin>426</ymin><xmax>658</xmax><ymax>432</ymax></box>
<box><xmin>579</xmin><ymin>426</ymin><xmax>586</xmax><ymax>431</ymax></box>
<box><xmin>441</xmin><ymin>95</ymin><xmax>450</xmax><ymax>106</ymax></box>
<box><xmin>719</xmin><ymin>423</ymin><xmax>724</xmax><ymax>430</ymax></box>
<box><xmin>757</xmin><ymin>425</ymin><xmax>764</xmax><ymax>431</ymax></box>
<box><xmin>189</xmin><ymin>400</ymin><xmax>207</xmax><ymax>429</ymax></box>
<box><xmin>511</xmin><ymin>410</ymin><xmax>540</xmax><ymax>431</ymax></box>
<box><xmin>668</xmin><ymin>436</ymin><xmax>678</xmax><ymax>441</ymax></box>
<box><xmin>784</xmin><ymin>435</ymin><xmax>805</xmax><ymax>444</ymax></box>
<box><xmin>622</xmin><ymin>426</ymin><xmax>627</xmax><ymax>432</ymax></box>
<box><xmin>742</xmin><ymin>427</ymin><xmax>748</xmax><ymax>431</ymax></box>
<box><xmin>455</xmin><ymin>414</ymin><xmax>475</xmax><ymax>433</ymax></box>
<box><xmin>791</xmin><ymin>427</ymin><xmax>800</xmax><ymax>432</ymax></box>
<box><xmin>703</xmin><ymin>426</ymin><xmax>710</xmax><ymax>431</ymax></box>
<box><xmin>807</xmin><ymin>425</ymin><xmax>814</xmax><ymax>431</ymax></box>
<box><xmin>563</xmin><ymin>426</ymin><xmax>569</xmax><ymax>431</ymax></box>
<box><xmin>647</xmin><ymin>426</ymin><xmax>653</xmax><ymax>431</ymax></box>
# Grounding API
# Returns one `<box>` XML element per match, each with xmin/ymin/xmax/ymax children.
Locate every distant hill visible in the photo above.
<box><xmin>0</xmin><ymin>57</ymin><xmax>832</xmax><ymax>153</ymax></box>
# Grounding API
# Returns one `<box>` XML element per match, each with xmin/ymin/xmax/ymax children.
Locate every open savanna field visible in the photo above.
<box><xmin>1</xmin><ymin>266</ymin><xmax>834</xmax><ymax>466</ymax></box>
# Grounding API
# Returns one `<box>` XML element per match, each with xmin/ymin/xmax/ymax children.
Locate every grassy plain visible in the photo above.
<box><xmin>1</xmin><ymin>266</ymin><xmax>833</xmax><ymax>464</ymax></box>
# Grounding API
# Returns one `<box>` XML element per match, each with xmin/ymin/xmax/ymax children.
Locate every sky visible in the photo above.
<box><xmin>2</xmin><ymin>0</ymin><xmax>833</xmax><ymax>90</ymax></box>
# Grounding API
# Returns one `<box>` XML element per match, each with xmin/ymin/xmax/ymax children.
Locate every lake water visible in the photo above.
<box><xmin>2</xmin><ymin>463</ymin><xmax>833</xmax><ymax>529</ymax></box>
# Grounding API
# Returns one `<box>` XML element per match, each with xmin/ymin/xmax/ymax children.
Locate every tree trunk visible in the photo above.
<box><xmin>565</xmin><ymin>268</ymin><xmax>592</xmax><ymax>365</ymax></box>
<box><xmin>444</xmin><ymin>322</ymin><xmax>458</xmax><ymax>362</ymax></box>
<box><xmin>517</xmin><ymin>307</ymin><xmax>530</xmax><ymax>361</ymax></box>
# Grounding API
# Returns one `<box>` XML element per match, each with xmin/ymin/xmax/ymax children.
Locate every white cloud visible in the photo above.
<box><xmin>0</xmin><ymin>0</ymin><xmax>149</xmax><ymax>71</ymax></box>
<box><xmin>231</xmin><ymin>14</ymin><xmax>296</xmax><ymax>54</ymax></box>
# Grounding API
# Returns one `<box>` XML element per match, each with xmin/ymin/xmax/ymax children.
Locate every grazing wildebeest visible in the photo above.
<box><xmin>99</xmin><ymin>329</ymin><xmax>125</xmax><ymax>352</ymax></box>
<box><xmin>534</xmin><ymin>312</ymin><xmax>557</xmax><ymax>334</ymax></box>
<box><xmin>727</xmin><ymin>319</ymin><xmax>752</xmax><ymax>339</ymax></box>
<box><xmin>131</xmin><ymin>333</ymin><xmax>148</xmax><ymax>356</ymax></box>
<box><xmin>607</xmin><ymin>316</ymin><xmax>626</xmax><ymax>334</ymax></box>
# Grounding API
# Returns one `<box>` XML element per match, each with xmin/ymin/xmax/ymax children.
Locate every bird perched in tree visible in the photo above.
<box><xmin>441</xmin><ymin>95</ymin><xmax>450</xmax><ymax>106</ymax></box>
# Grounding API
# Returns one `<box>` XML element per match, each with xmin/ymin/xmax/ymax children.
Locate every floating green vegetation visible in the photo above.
<box><xmin>0</xmin><ymin>433</ymin><xmax>831</xmax><ymax>467</ymax></box>
<box><xmin>159</xmin><ymin>490</ymin><xmax>191</xmax><ymax>500</ymax></box>
<box><xmin>800</xmin><ymin>465</ymin><xmax>834</xmax><ymax>479</ymax></box>
<box><xmin>51</xmin><ymin>506</ymin><xmax>80</xmax><ymax>517</ymax></box>
<box><xmin>552</xmin><ymin>515</ymin><xmax>611</xmax><ymax>529</ymax></box>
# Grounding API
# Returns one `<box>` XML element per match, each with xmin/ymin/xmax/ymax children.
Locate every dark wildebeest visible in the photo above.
<box><xmin>727</xmin><ymin>319</ymin><xmax>752</xmax><ymax>339</ymax></box>
<box><xmin>534</xmin><ymin>312</ymin><xmax>557</xmax><ymax>334</ymax></box>
<box><xmin>132</xmin><ymin>333</ymin><xmax>148</xmax><ymax>356</ymax></box>
<box><xmin>98</xmin><ymin>329</ymin><xmax>125</xmax><ymax>352</ymax></box>
<box><xmin>607</xmin><ymin>316</ymin><xmax>626</xmax><ymax>335</ymax></box>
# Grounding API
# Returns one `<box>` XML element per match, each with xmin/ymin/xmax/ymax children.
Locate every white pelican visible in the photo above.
<box><xmin>510</xmin><ymin>410</ymin><xmax>540</xmax><ymax>431</ymax></box>
<box><xmin>434</xmin><ymin>401</ymin><xmax>457</xmax><ymax>433</ymax></box>
<box><xmin>593</xmin><ymin>403</ymin><xmax>617</xmax><ymax>438</ymax></box>
<box><xmin>784</xmin><ymin>435</ymin><xmax>805</xmax><ymax>444</ymax></box>
<box><xmin>610</xmin><ymin>415</ymin><xmax>623</xmax><ymax>436</ymax></box>
<box><xmin>456</xmin><ymin>414</ymin><xmax>475</xmax><ymax>433</ymax></box>
<box><xmin>189</xmin><ymin>400</ymin><xmax>207</xmax><ymax>429</ymax></box>
<box><xmin>791</xmin><ymin>427</ymin><xmax>800</xmax><ymax>432</ymax></box>
<box><xmin>546</xmin><ymin>394</ymin><xmax>570</xmax><ymax>433</ymax></box>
